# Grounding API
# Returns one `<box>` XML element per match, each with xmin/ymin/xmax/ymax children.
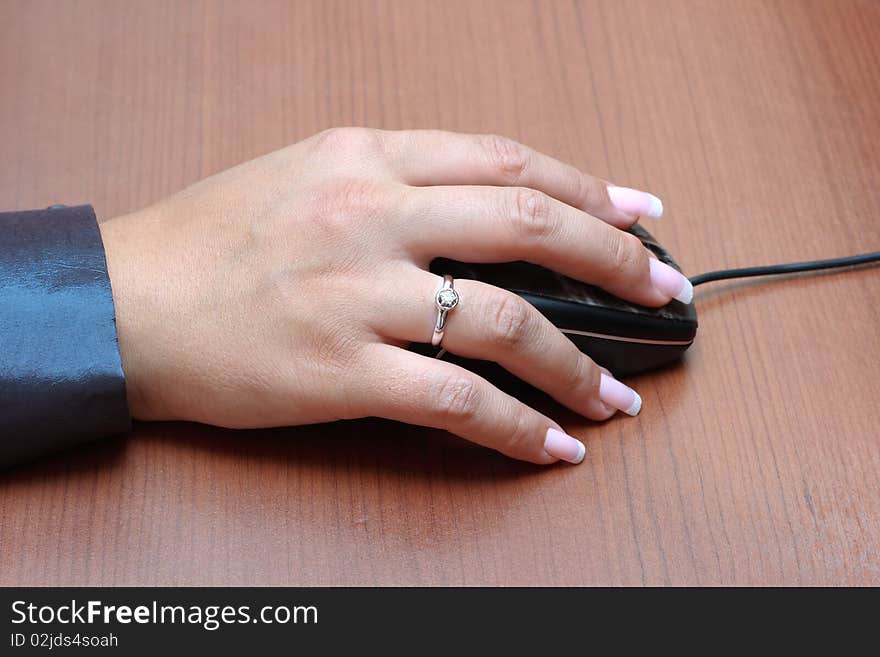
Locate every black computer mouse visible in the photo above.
<box><xmin>413</xmin><ymin>224</ymin><xmax>697</xmax><ymax>384</ymax></box>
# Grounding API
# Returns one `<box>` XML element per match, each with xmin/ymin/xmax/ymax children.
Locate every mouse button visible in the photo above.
<box><xmin>512</xmin><ymin>268</ymin><xmax>667</xmax><ymax>315</ymax></box>
<box><xmin>428</xmin><ymin>258</ymin><xmax>696</xmax><ymax>325</ymax></box>
<box><xmin>546</xmin><ymin>277</ymin><xmax>682</xmax><ymax>321</ymax></box>
<box><xmin>435</xmin><ymin>259</ymin><xmax>577</xmax><ymax>299</ymax></box>
<box><xmin>499</xmin><ymin>267</ymin><xmax>688</xmax><ymax>323</ymax></box>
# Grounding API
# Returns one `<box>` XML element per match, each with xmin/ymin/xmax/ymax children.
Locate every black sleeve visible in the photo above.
<box><xmin>0</xmin><ymin>205</ymin><xmax>132</xmax><ymax>467</ymax></box>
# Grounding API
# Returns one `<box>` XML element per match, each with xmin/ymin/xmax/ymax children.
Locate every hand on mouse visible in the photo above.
<box><xmin>99</xmin><ymin>128</ymin><xmax>690</xmax><ymax>464</ymax></box>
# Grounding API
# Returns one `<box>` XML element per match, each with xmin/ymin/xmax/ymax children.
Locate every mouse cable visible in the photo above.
<box><xmin>688</xmin><ymin>251</ymin><xmax>880</xmax><ymax>287</ymax></box>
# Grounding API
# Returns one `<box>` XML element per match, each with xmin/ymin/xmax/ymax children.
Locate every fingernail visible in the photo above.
<box><xmin>649</xmin><ymin>258</ymin><xmax>694</xmax><ymax>304</ymax></box>
<box><xmin>544</xmin><ymin>428</ymin><xmax>586</xmax><ymax>464</ymax></box>
<box><xmin>607</xmin><ymin>186</ymin><xmax>664</xmax><ymax>218</ymax></box>
<box><xmin>599</xmin><ymin>373</ymin><xmax>642</xmax><ymax>416</ymax></box>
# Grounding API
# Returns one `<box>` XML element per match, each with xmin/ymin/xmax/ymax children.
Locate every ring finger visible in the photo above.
<box><xmin>375</xmin><ymin>266</ymin><xmax>642</xmax><ymax>420</ymax></box>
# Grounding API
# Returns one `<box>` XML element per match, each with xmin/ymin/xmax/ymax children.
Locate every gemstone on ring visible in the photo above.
<box><xmin>436</xmin><ymin>287</ymin><xmax>459</xmax><ymax>311</ymax></box>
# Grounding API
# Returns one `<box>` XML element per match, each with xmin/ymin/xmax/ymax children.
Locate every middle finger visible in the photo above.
<box><xmin>398</xmin><ymin>185</ymin><xmax>693</xmax><ymax>307</ymax></box>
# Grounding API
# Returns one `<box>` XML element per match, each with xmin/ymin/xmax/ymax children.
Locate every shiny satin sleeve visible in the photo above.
<box><xmin>0</xmin><ymin>205</ymin><xmax>132</xmax><ymax>467</ymax></box>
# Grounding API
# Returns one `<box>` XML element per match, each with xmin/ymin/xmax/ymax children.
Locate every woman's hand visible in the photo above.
<box><xmin>99</xmin><ymin>129</ymin><xmax>691</xmax><ymax>465</ymax></box>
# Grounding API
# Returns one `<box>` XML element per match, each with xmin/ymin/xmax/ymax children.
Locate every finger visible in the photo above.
<box><xmin>399</xmin><ymin>185</ymin><xmax>693</xmax><ymax>306</ymax></box>
<box><xmin>380</xmin><ymin>129</ymin><xmax>662</xmax><ymax>227</ymax></box>
<box><xmin>352</xmin><ymin>342</ymin><xmax>587</xmax><ymax>465</ymax></box>
<box><xmin>371</xmin><ymin>267</ymin><xmax>642</xmax><ymax>420</ymax></box>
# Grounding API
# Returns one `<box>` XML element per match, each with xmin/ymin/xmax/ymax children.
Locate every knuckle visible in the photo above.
<box><xmin>309</xmin><ymin>178</ymin><xmax>389</xmax><ymax>231</ymax></box>
<box><xmin>491</xmin><ymin>293</ymin><xmax>534</xmax><ymax>349</ymax></box>
<box><xmin>567</xmin><ymin>355</ymin><xmax>600</xmax><ymax>398</ymax></box>
<box><xmin>605</xmin><ymin>229</ymin><xmax>646</xmax><ymax>280</ymax></box>
<box><xmin>333</xmin><ymin>178</ymin><xmax>383</xmax><ymax>215</ymax></box>
<box><xmin>312</xmin><ymin>127</ymin><xmax>383</xmax><ymax>157</ymax></box>
<box><xmin>315</xmin><ymin>325</ymin><xmax>360</xmax><ymax>373</ymax></box>
<box><xmin>575</xmin><ymin>174</ymin><xmax>608</xmax><ymax>210</ymax></box>
<box><xmin>431</xmin><ymin>373</ymin><xmax>482</xmax><ymax>424</ymax></box>
<box><xmin>562</xmin><ymin>353</ymin><xmax>588</xmax><ymax>392</ymax></box>
<box><xmin>499</xmin><ymin>409</ymin><xmax>534</xmax><ymax>457</ymax></box>
<box><xmin>508</xmin><ymin>187</ymin><xmax>555</xmax><ymax>241</ymax></box>
<box><xmin>482</xmin><ymin>133</ymin><xmax>530</xmax><ymax>184</ymax></box>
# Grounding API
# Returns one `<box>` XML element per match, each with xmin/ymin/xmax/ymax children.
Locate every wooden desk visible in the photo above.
<box><xmin>1</xmin><ymin>0</ymin><xmax>878</xmax><ymax>586</ymax></box>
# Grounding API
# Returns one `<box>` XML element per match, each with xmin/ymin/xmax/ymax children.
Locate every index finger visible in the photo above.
<box><xmin>379</xmin><ymin>129</ymin><xmax>664</xmax><ymax>228</ymax></box>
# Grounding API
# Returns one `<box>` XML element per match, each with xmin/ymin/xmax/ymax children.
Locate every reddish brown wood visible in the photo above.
<box><xmin>1</xmin><ymin>0</ymin><xmax>878</xmax><ymax>585</ymax></box>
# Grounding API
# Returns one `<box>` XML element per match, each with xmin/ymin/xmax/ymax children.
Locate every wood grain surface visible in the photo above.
<box><xmin>1</xmin><ymin>0</ymin><xmax>878</xmax><ymax>586</ymax></box>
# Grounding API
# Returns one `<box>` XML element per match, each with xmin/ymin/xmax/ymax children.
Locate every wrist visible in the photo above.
<box><xmin>98</xmin><ymin>212</ymin><xmax>159</xmax><ymax>421</ymax></box>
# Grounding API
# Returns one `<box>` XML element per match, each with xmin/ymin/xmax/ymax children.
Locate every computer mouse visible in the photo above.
<box><xmin>412</xmin><ymin>223</ymin><xmax>697</xmax><ymax>384</ymax></box>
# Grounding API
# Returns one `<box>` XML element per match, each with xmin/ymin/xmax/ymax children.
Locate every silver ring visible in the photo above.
<box><xmin>431</xmin><ymin>274</ymin><xmax>460</xmax><ymax>347</ymax></box>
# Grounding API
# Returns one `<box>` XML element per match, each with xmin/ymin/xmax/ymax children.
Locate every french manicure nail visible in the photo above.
<box><xmin>649</xmin><ymin>258</ymin><xmax>694</xmax><ymax>304</ymax></box>
<box><xmin>607</xmin><ymin>185</ymin><xmax>664</xmax><ymax>218</ymax></box>
<box><xmin>544</xmin><ymin>428</ymin><xmax>586</xmax><ymax>464</ymax></box>
<box><xmin>599</xmin><ymin>373</ymin><xmax>642</xmax><ymax>416</ymax></box>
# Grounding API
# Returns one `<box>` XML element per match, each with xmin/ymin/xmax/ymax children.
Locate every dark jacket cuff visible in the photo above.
<box><xmin>0</xmin><ymin>205</ymin><xmax>132</xmax><ymax>467</ymax></box>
